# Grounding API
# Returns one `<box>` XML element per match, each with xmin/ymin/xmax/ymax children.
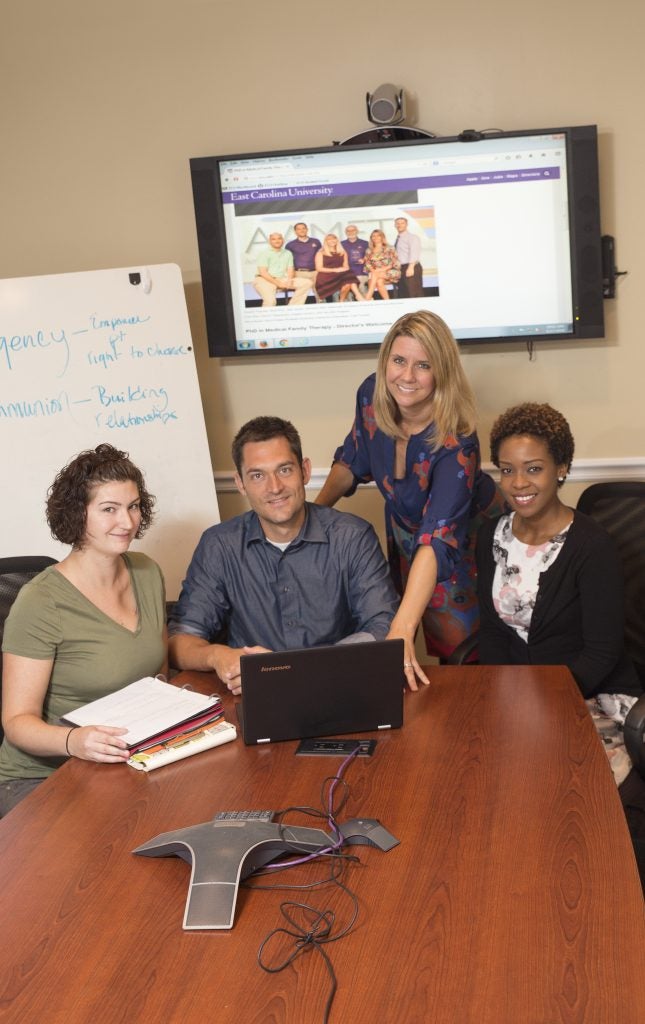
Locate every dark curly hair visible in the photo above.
<box><xmin>490</xmin><ymin>403</ymin><xmax>575</xmax><ymax>485</ymax></box>
<box><xmin>231</xmin><ymin>416</ymin><xmax>303</xmax><ymax>475</ymax></box>
<box><xmin>46</xmin><ymin>444</ymin><xmax>155</xmax><ymax>547</ymax></box>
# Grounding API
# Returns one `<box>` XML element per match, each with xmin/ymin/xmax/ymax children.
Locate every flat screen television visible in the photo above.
<box><xmin>190</xmin><ymin>125</ymin><xmax>604</xmax><ymax>358</ymax></box>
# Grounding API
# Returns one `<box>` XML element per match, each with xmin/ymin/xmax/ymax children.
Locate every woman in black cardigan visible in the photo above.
<box><xmin>476</xmin><ymin>403</ymin><xmax>640</xmax><ymax>698</ymax></box>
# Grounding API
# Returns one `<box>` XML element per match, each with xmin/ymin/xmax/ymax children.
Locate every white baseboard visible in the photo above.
<box><xmin>214</xmin><ymin>457</ymin><xmax>645</xmax><ymax>494</ymax></box>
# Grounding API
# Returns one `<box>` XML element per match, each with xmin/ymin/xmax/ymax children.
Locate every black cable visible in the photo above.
<box><xmin>248</xmin><ymin>751</ymin><xmax>362</xmax><ymax>1023</ymax></box>
<box><xmin>258</xmin><ymin>902</ymin><xmax>338</xmax><ymax>1024</ymax></box>
<box><xmin>256</xmin><ymin>866</ymin><xmax>359</xmax><ymax>1024</ymax></box>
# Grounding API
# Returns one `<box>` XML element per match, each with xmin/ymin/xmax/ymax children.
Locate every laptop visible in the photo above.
<box><xmin>238</xmin><ymin>639</ymin><xmax>404</xmax><ymax>745</ymax></box>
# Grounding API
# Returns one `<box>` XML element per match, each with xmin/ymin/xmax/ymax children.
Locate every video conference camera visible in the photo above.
<box><xmin>366</xmin><ymin>84</ymin><xmax>405</xmax><ymax>126</ymax></box>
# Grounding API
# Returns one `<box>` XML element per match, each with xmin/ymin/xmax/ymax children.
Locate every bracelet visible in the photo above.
<box><xmin>65</xmin><ymin>727</ymin><xmax>74</xmax><ymax>757</ymax></box>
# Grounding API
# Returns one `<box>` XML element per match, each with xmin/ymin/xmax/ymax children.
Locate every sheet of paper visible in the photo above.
<box><xmin>63</xmin><ymin>677</ymin><xmax>218</xmax><ymax>746</ymax></box>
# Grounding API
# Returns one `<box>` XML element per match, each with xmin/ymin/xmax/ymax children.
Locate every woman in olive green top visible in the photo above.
<box><xmin>0</xmin><ymin>444</ymin><xmax>167</xmax><ymax>815</ymax></box>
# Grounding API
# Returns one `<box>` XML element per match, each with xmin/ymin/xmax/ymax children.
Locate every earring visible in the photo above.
<box><xmin>558</xmin><ymin>476</ymin><xmax>566</xmax><ymax>483</ymax></box>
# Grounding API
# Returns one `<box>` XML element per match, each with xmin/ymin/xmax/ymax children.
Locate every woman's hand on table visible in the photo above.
<box><xmin>387</xmin><ymin>547</ymin><xmax>436</xmax><ymax>690</ymax></box>
<box><xmin>67</xmin><ymin>725</ymin><xmax>130</xmax><ymax>762</ymax></box>
<box><xmin>387</xmin><ymin>625</ymin><xmax>430</xmax><ymax>691</ymax></box>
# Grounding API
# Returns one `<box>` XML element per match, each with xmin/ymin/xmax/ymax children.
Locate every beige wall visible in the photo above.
<box><xmin>3</xmin><ymin>0</ymin><xmax>644</xmax><ymax>542</ymax></box>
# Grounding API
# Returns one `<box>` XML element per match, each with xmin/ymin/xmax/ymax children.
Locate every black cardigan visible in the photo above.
<box><xmin>476</xmin><ymin>510</ymin><xmax>641</xmax><ymax>697</ymax></box>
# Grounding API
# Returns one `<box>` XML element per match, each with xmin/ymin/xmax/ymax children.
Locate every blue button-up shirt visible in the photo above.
<box><xmin>169</xmin><ymin>503</ymin><xmax>398</xmax><ymax>651</ymax></box>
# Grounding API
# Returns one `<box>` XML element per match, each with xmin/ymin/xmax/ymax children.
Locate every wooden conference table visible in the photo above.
<box><xmin>0</xmin><ymin>665</ymin><xmax>643</xmax><ymax>1024</ymax></box>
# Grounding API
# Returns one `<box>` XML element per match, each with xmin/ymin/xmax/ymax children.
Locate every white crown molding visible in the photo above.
<box><xmin>554</xmin><ymin>457</ymin><xmax>645</xmax><ymax>484</ymax></box>
<box><xmin>214</xmin><ymin>457</ymin><xmax>645</xmax><ymax>494</ymax></box>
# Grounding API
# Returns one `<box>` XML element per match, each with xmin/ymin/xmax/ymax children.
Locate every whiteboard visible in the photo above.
<box><xmin>0</xmin><ymin>263</ymin><xmax>219</xmax><ymax>598</ymax></box>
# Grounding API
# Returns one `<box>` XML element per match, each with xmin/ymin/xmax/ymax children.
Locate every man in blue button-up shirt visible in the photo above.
<box><xmin>169</xmin><ymin>417</ymin><xmax>399</xmax><ymax>693</ymax></box>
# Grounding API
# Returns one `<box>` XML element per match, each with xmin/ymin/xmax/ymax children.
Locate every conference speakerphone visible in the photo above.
<box><xmin>133</xmin><ymin>810</ymin><xmax>398</xmax><ymax>929</ymax></box>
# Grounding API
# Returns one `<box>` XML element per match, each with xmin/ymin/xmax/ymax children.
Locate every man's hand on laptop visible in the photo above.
<box><xmin>214</xmin><ymin>646</ymin><xmax>272</xmax><ymax>696</ymax></box>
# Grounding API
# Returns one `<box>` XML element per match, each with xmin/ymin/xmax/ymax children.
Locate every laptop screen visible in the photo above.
<box><xmin>239</xmin><ymin>639</ymin><xmax>404</xmax><ymax>745</ymax></box>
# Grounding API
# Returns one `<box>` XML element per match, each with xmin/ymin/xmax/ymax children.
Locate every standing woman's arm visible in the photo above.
<box><xmin>315</xmin><ymin>377</ymin><xmax>377</xmax><ymax>507</ymax></box>
<box><xmin>389</xmin><ymin>440</ymin><xmax>481</xmax><ymax>689</ymax></box>
<box><xmin>386</xmin><ymin>546</ymin><xmax>434</xmax><ymax>690</ymax></box>
<box><xmin>315</xmin><ymin>463</ymin><xmax>356</xmax><ymax>507</ymax></box>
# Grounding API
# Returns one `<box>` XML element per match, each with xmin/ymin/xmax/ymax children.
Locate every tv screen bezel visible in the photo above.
<box><xmin>190</xmin><ymin>124</ymin><xmax>604</xmax><ymax>359</ymax></box>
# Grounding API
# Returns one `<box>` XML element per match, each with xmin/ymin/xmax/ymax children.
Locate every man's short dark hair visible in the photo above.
<box><xmin>232</xmin><ymin>416</ymin><xmax>303</xmax><ymax>475</ymax></box>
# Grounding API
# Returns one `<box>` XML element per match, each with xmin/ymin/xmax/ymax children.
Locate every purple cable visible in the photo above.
<box><xmin>263</xmin><ymin>745</ymin><xmax>360</xmax><ymax>871</ymax></box>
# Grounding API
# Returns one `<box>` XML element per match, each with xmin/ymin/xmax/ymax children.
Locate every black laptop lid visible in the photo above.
<box><xmin>238</xmin><ymin>639</ymin><xmax>404</xmax><ymax>745</ymax></box>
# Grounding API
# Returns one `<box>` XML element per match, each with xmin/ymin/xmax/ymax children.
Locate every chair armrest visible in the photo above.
<box><xmin>624</xmin><ymin>693</ymin><xmax>645</xmax><ymax>777</ymax></box>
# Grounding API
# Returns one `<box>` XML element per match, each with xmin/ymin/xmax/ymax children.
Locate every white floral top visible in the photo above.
<box><xmin>492</xmin><ymin>513</ymin><xmax>572</xmax><ymax>641</ymax></box>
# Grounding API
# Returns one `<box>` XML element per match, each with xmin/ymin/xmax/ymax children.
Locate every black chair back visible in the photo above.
<box><xmin>577</xmin><ymin>483</ymin><xmax>645</xmax><ymax>783</ymax></box>
<box><xmin>576</xmin><ymin>482</ymin><xmax>645</xmax><ymax>685</ymax></box>
<box><xmin>0</xmin><ymin>556</ymin><xmax>58</xmax><ymax>741</ymax></box>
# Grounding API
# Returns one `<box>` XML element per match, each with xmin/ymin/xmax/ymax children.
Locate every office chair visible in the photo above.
<box><xmin>444</xmin><ymin>631</ymin><xmax>479</xmax><ymax>666</ymax></box>
<box><xmin>577</xmin><ymin>482</ymin><xmax>645</xmax><ymax>890</ymax></box>
<box><xmin>576</xmin><ymin>482</ymin><xmax>645</xmax><ymax>777</ymax></box>
<box><xmin>0</xmin><ymin>556</ymin><xmax>58</xmax><ymax>742</ymax></box>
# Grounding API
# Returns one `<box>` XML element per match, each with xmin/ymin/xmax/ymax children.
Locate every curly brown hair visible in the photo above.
<box><xmin>46</xmin><ymin>444</ymin><xmax>155</xmax><ymax>547</ymax></box>
<box><xmin>490</xmin><ymin>403</ymin><xmax>575</xmax><ymax>482</ymax></box>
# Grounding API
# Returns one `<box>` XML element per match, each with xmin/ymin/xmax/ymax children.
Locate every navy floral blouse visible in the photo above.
<box><xmin>334</xmin><ymin>374</ymin><xmax>496</xmax><ymax>579</ymax></box>
<box><xmin>333</xmin><ymin>374</ymin><xmax>500</xmax><ymax>658</ymax></box>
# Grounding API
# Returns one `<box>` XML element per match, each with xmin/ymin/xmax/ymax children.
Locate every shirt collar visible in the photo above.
<box><xmin>246</xmin><ymin>502</ymin><xmax>329</xmax><ymax>548</ymax></box>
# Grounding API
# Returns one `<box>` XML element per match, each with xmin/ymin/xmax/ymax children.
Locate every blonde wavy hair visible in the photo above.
<box><xmin>321</xmin><ymin>233</ymin><xmax>341</xmax><ymax>257</ymax></box>
<box><xmin>374</xmin><ymin>310</ymin><xmax>477</xmax><ymax>449</ymax></box>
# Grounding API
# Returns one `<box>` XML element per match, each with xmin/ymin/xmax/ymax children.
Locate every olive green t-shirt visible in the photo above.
<box><xmin>0</xmin><ymin>552</ymin><xmax>166</xmax><ymax>781</ymax></box>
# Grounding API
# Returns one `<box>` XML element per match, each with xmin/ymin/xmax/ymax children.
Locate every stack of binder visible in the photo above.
<box><xmin>62</xmin><ymin>676</ymin><xmax>237</xmax><ymax>772</ymax></box>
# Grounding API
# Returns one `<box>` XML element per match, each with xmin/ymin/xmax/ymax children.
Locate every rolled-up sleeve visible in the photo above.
<box><xmin>168</xmin><ymin>530</ymin><xmax>229</xmax><ymax>641</ymax></box>
<box><xmin>333</xmin><ymin>377</ymin><xmax>377</xmax><ymax>494</ymax></box>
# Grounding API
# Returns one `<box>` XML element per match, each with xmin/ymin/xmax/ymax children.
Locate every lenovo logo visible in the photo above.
<box><xmin>260</xmin><ymin>664</ymin><xmax>291</xmax><ymax>672</ymax></box>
